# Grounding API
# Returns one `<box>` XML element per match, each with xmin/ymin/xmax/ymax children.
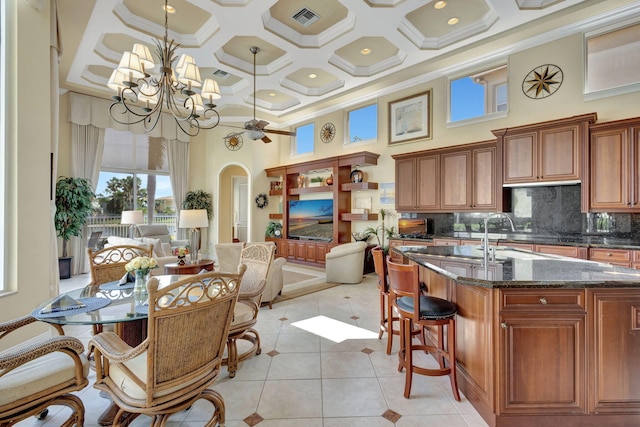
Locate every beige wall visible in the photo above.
<box><xmin>0</xmin><ymin>1</ymin><xmax>56</xmax><ymax>348</ymax></box>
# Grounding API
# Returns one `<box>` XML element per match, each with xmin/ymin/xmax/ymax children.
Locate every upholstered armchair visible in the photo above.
<box><xmin>0</xmin><ymin>315</ymin><xmax>89</xmax><ymax>426</ymax></box>
<box><xmin>89</xmin><ymin>268</ymin><xmax>244</xmax><ymax>426</ymax></box>
<box><xmin>325</xmin><ymin>241</ymin><xmax>368</xmax><ymax>284</ymax></box>
<box><xmin>214</xmin><ymin>242</ymin><xmax>245</xmax><ymax>273</ymax></box>
<box><xmin>262</xmin><ymin>257</ymin><xmax>286</xmax><ymax>309</ymax></box>
<box><xmin>224</xmin><ymin>242</ymin><xmax>274</xmax><ymax>377</ymax></box>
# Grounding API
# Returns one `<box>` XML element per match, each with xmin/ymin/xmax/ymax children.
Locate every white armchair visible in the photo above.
<box><xmin>325</xmin><ymin>241</ymin><xmax>368</xmax><ymax>284</ymax></box>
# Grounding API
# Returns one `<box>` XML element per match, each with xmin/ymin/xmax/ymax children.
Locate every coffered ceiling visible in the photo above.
<box><xmin>57</xmin><ymin>0</ymin><xmax>632</xmax><ymax>127</ymax></box>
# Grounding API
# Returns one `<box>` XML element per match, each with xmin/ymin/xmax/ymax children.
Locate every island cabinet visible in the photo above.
<box><xmin>393</xmin><ymin>141</ymin><xmax>501</xmax><ymax>213</ymax></box>
<box><xmin>493</xmin><ymin>113</ymin><xmax>596</xmax><ymax>186</ymax></box>
<box><xmin>588</xmin><ymin>117</ymin><xmax>640</xmax><ymax>212</ymax></box>
<box><xmin>497</xmin><ymin>289</ymin><xmax>587</xmax><ymax>416</ymax></box>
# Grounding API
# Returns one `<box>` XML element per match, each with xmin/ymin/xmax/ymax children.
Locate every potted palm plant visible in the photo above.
<box><xmin>182</xmin><ymin>190</ymin><xmax>213</xmax><ymax>219</ymax></box>
<box><xmin>54</xmin><ymin>177</ymin><xmax>95</xmax><ymax>279</ymax></box>
<box><xmin>362</xmin><ymin>208</ymin><xmax>397</xmax><ymax>253</ymax></box>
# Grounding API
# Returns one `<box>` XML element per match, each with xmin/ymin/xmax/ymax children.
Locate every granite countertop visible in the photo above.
<box><xmin>393</xmin><ymin>245</ymin><xmax>640</xmax><ymax>289</ymax></box>
<box><xmin>399</xmin><ymin>233</ymin><xmax>640</xmax><ymax>249</ymax></box>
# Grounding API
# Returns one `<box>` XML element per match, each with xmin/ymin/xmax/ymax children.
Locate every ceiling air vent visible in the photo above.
<box><xmin>213</xmin><ymin>69</ymin><xmax>231</xmax><ymax>79</ymax></box>
<box><xmin>292</xmin><ymin>7</ymin><xmax>320</xmax><ymax>27</ymax></box>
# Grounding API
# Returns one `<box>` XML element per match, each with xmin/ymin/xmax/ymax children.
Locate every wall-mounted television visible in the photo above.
<box><xmin>288</xmin><ymin>199</ymin><xmax>334</xmax><ymax>242</ymax></box>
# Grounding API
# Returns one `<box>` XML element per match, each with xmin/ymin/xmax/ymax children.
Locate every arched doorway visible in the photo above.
<box><xmin>217</xmin><ymin>163</ymin><xmax>251</xmax><ymax>244</ymax></box>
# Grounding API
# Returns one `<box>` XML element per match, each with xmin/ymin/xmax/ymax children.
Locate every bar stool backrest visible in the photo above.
<box><xmin>386</xmin><ymin>256</ymin><xmax>421</xmax><ymax>318</ymax></box>
<box><xmin>371</xmin><ymin>246</ymin><xmax>388</xmax><ymax>292</ymax></box>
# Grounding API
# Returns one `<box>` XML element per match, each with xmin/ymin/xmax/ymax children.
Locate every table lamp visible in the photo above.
<box><xmin>179</xmin><ymin>209</ymin><xmax>208</xmax><ymax>263</ymax></box>
<box><xmin>121</xmin><ymin>210</ymin><xmax>143</xmax><ymax>238</ymax></box>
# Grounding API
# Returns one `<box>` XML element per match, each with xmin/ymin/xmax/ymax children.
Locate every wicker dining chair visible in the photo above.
<box><xmin>89</xmin><ymin>267</ymin><xmax>245</xmax><ymax>426</ymax></box>
<box><xmin>0</xmin><ymin>315</ymin><xmax>89</xmax><ymax>426</ymax></box>
<box><xmin>223</xmin><ymin>242</ymin><xmax>274</xmax><ymax>378</ymax></box>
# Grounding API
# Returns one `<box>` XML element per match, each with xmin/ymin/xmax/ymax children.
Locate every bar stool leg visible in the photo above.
<box><xmin>397</xmin><ymin>314</ymin><xmax>406</xmax><ymax>373</ymax></box>
<box><xmin>448</xmin><ymin>317</ymin><xmax>461</xmax><ymax>401</ymax></box>
<box><xmin>403</xmin><ymin>317</ymin><xmax>414</xmax><ymax>399</ymax></box>
<box><xmin>378</xmin><ymin>290</ymin><xmax>386</xmax><ymax>340</ymax></box>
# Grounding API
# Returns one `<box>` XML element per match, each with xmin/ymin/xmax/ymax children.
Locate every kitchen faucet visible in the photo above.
<box><xmin>482</xmin><ymin>213</ymin><xmax>516</xmax><ymax>266</ymax></box>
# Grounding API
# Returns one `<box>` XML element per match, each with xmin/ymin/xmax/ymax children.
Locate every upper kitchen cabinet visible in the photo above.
<box><xmin>493</xmin><ymin>113</ymin><xmax>597</xmax><ymax>186</ymax></box>
<box><xmin>587</xmin><ymin>117</ymin><xmax>640</xmax><ymax>212</ymax></box>
<box><xmin>393</xmin><ymin>141</ymin><xmax>502</xmax><ymax>213</ymax></box>
<box><xmin>395</xmin><ymin>154</ymin><xmax>439</xmax><ymax>211</ymax></box>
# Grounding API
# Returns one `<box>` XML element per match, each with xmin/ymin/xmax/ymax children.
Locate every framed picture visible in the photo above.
<box><xmin>388</xmin><ymin>90</ymin><xmax>432</xmax><ymax>144</ymax></box>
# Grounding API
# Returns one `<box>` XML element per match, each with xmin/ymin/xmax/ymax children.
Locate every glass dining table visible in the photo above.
<box><xmin>31</xmin><ymin>275</ymin><xmax>183</xmax><ymax>425</ymax></box>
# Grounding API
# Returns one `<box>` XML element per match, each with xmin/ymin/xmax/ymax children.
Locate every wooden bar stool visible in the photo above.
<box><xmin>386</xmin><ymin>256</ymin><xmax>460</xmax><ymax>400</ymax></box>
<box><xmin>371</xmin><ymin>246</ymin><xmax>400</xmax><ymax>354</ymax></box>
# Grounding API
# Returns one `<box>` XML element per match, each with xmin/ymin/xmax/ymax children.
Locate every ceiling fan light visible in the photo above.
<box><xmin>132</xmin><ymin>43</ymin><xmax>155</xmax><ymax>72</ymax></box>
<box><xmin>246</xmin><ymin>129</ymin><xmax>265</xmax><ymax>140</ymax></box>
<box><xmin>117</xmin><ymin>51</ymin><xmax>145</xmax><ymax>80</ymax></box>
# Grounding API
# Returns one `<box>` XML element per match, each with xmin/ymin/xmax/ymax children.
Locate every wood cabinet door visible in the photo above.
<box><xmin>472</xmin><ymin>146</ymin><xmax>497</xmax><ymax>210</ymax></box>
<box><xmin>315</xmin><ymin>243</ymin><xmax>328</xmax><ymax>264</ymax></box>
<box><xmin>295</xmin><ymin>242</ymin><xmax>306</xmax><ymax>261</ymax></box>
<box><xmin>503</xmin><ymin>132</ymin><xmax>537</xmax><ymax>184</ymax></box>
<box><xmin>440</xmin><ymin>151</ymin><xmax>471</xmax><ymax>211</ymax></box>
<box><xmin>416</xmin><ymin>154</ymin><xmax>439</xmax><ymax>210</ymax></box>
<box><xmin>535</xmin><ymin>244</ymin><xmax>588</xmax><ymax>259</ymax></box>
<box><xmin>499</xmin><ymin>312</ymin><xmax>586</xmax><ymax>414</ymax></box>
<box><xmin>539</xmin><ymin>125</ymin><xmax>580</xmax><ymax>182</ymax></box>
<box><xmin>396</xmin><ymin>158</ymin><xmax>417</xmax><ymax>211</ymax></box>
<box><xmin>590</xmin><ymin>127</ymin><xmax>629</xmax><ymax>210</ymax></box>
<box><xmin>286</xmin><ymin>241</ymin><xmax>297</xmax><ymax>260</ymax></box>
<box><xmin>588</xmin><ymin>289</ymin><xmax>640</xmax><ymax>414</ymax></box>
<box><xmin>305</xmin><ymin>243</ymin><xmax>317</xmax><ymax>263</ymax></box>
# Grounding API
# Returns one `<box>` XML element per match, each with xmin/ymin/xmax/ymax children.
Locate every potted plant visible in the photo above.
<box><xmin>265</xmin><ymin>221</ymin><xmax>283</xmax><ymax>238</ymax></box>
<box><xmin>182</xmin><ymin>190</ymin><xmax>213</xmax><ymax>219</ymax></box>
<box><xmin>362</xmin><ymin>208</ymin><xmax>397</xmax><ymax>252</ymax></box>
<box><xmin>309</xmin><ymin>176</ymin><xmax>324</xmax><ymax>187</ymax></box>
<box><xmin>54</xmin><ymin>177</ymin><xmax>95</xmax><ymax>279</ymax></box>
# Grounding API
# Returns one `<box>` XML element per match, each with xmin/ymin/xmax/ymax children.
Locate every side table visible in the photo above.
<box><xmin>164</xmin><ymin>259</ymin><xmax>215</xmax><ymax>275</ymax></box>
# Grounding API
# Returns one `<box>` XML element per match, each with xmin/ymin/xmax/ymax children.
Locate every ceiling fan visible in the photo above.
<box><xmin>223</xmin><ymin>46</ymin><xmax>297</xmax><ymax>145</ymax></box>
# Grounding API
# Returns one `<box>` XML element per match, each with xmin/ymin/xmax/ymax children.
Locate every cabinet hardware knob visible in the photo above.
<box><xmin>539</xmin><ymin>297</ymin><xmax>548</xmax><ymax>305</ymax></box>
<box><xmin>501</xmin><ymin>322</ymin><xmax>508</xmax><ymax>329</ymax></box>
<box><xmin>607</xmin><ymin>253</ymin><xmax>612</xmax><ymax>256</ymax></box>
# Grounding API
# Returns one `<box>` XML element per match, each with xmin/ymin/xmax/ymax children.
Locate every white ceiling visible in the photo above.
<box><xmin>57</xmin><ymin>0</ymin><xmax>639</xmax><ymax>127</ymax></box>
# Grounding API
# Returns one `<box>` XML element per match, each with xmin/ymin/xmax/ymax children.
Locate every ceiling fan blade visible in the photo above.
<box><xmin>264</xmin><ymin>128</ymin><xmax>297</xmax><ymax>136</ymax></box>
<box><xmin>262</xmin><ymin>135</ymin><xmax>272</xmax><ymax>143</ymax></box>
<box><xmin>255</xmin><ymin>119</ymin><xmax>269</xmax><ymax>130</ymax></box>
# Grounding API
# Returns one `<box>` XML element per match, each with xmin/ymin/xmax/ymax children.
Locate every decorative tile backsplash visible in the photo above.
<box><xmin>400</xmin><ymin>184</ymin><xmax>640</xmax><ymax>240</ymax></box>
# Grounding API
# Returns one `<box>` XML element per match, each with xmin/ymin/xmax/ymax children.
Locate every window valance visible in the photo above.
<box><xmin>68</xmin><ymin>92</ymin><xmax>190</xmax><ymax>143</ymax></box>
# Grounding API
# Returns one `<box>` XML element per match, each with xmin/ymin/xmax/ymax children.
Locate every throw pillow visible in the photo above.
<box><xmin>161</xmin><ymin>243</ymin><xmax>173</xmax><ymax>258</ymax></box>
<box><xmin>141</xmin><ymin>237</ymin><xmax>164</xmax><ymax>257</ymax></box>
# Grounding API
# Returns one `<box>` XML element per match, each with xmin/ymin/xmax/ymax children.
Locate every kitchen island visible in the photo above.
<box><xmin>393</xmin><ymin>245</ymin><xmax>640</xmax><ymax>427</ymax></box>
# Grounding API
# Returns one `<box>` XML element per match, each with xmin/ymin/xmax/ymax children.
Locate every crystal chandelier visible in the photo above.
<box><xmin>107</xmin><ymin>0</ymin><xmax>221</xmax><ymax>137</ymax></box>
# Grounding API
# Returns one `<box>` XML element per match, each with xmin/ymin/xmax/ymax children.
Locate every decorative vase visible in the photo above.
<box><xmin>133</xmin><ymin>270</ymin><xmax>149</xmax><ymax>307</ymax></box>
<box><xmin>177</xmin><ymin>255</ymin><xmax>186</xmax><ymax>265</ymax></box>
<box><xmin>297</xmin><ymin>174</ymin><xmax>305</xmax><ymax>188</ymax></box>
<box><xmin>350</xmin><ymin>168</ymin><xmax>363</xmax><ymax>183</ymax></box>
<box><xmin>326</xmin><ymin>174</ymin><xmax>334</xmax><ymax>185</ymax></box>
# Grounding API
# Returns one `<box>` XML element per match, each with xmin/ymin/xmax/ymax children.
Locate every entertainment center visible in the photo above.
<box><xmin>265</xmin><ymin>151</ymin><xmax>380</xmax><ymax>266</ymax></box>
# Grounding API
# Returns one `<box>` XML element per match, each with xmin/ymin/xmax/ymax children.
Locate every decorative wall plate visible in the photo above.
<box><xmin>255</xmin><ymin>193</ymin><xmax>268</xmax><ymax>208</ymax></box>
<box><xmin>320</xmin><ymin>122</ymin><xmax>336</xmax><ymax>143</ymax></box>
<box><xmin>522</xmin><ymin>64</ymin><xmax>563</xmax><ymax>99</ymax></box>
<box><xmin>224</xmin><ymin>133</ymin><xmax>243</xmax><ymax>150</ymax></box>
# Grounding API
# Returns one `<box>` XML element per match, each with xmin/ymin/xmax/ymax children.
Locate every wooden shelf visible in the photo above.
<box><xmin>340</xmin><ymin>213</ymin><xmax>379</xmax><ymax>221</ymax></box>
<box><xmin>269</xmin><ymin>189</ymin><xmax>283</xmax><ymax>196</ymax></box>
<box><xmin>341</xmin><ymin>182</ymin><xmax>378</xmax><ymax>191</ymax></box>
<box><xmin>269</xmin><ymin>213</ymin><xmax>283</xmax><ymax>219</ymax></box>
<box><xmin>289</xmin><ymin>185</ymin><xmax>333</xmax><ymax>195</ymax></box>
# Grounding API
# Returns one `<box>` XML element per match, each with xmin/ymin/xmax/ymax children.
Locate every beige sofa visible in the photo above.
<box><xmin>105</xmin><ymin>225</ymin><xmax>191</xmax><ymax>275</ymax></box>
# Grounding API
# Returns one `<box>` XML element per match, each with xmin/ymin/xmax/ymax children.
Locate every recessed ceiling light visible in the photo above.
<box><xmin>434</xmin><ymin>1</ymin><xmax>447</xmax><ymax>9</ymax></box>
<box><xmin>448</xmin><ymin>17</ymin><xmax>459</xmax><ymax>25</ymax></box>
<box><xmin>163</xmin><ymin>4</ymin><xmax>176</xmax><ymax>14</ymax></box>
<box><xmin>361</xmin><ymin>48</ymin><xmax>372</xmax><ymax>55</ymax></box>
<box><xmin>269</xmin><ymin>92</ymin><xmax>276</xmax><ymax>97</ymax></box>
<box><xmin>308</xmin><ymin>73</ymin><xmax>317</xmax><ymax>79</ymax></box>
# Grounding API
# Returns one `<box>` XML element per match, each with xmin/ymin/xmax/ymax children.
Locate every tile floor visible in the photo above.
<box><xmin>22</xmin><ymin>268</ymin><xmax>489</xmax><ymax>427</ymax></box>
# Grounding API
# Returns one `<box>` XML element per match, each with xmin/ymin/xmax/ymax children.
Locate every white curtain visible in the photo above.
<box><xmin>71</xmin><ymin>124</ymin><xmax>104</xmax><ymax>274</ymax></box>
<box><xmin>49</xmin><ymin>0</ymin><xmax>62</xmax><ymax>296</ymax></box>
<box><xmin>168</xmin><ymin>139</ymin><xmax>190</xmax><ymax>240</ymax></box>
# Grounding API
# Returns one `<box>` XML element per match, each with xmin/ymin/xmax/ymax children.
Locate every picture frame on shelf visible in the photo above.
<box><xmin>388</xmin><ymin>90</ymin><xmax>432</xmax><ymax>145</ymax></box>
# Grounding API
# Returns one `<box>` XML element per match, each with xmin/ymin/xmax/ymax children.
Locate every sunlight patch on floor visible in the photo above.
<box><xmin>292</xmin><ymin>315</ymin><xmax>378</xmax><ymax>343</ymax></box>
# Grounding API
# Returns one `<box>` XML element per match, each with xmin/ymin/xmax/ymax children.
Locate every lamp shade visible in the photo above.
<box><xmin>121</xmin><ymin>210</ymin><xmax>144</xmax><ymax>225</ymax></box>
<box><xmin>179</xmin><ymin>209</ymin><xmax>209</xmax><ymax>228</ymax></box>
